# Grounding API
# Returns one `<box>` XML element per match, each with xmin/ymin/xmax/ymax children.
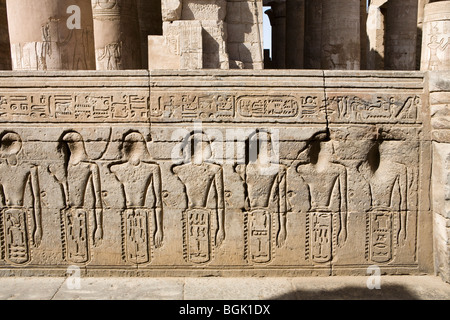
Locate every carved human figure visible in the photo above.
<box><xmin>0</xmin><ymin>132</ymin><xmax>42</xmax><ymax>264</ymax></box>
<box><xmin>235</xmin><ymin>131</ymin><xmax>287</xmax><ymax>264</ymax></box>
<box><xmin>110</xmin><ymin>131</ymin><xmax>163</xmax><ymax>264</ymax></box>
<box><xmin>98</xmin><ymin>42</ymin><xmax>122</xmax><ymax>70</ymax></box>
<box><xmin>427</xmin><ymin>33</ymin><xmax>450</xmax><ymax>70</ymax></box>
<box><xmin>358</xmin><ymin>141</ymin><xmax>407</xmax><ymax>263</ymax></box>
<box><xmin>296</xmin><ymin>139</ymin><xmax>348</xmax><ymax>263</ymax></box>
<box><xmin>49</xmin><ymin>131</ymin><xmax>103</xmax><ymax>263</ymax></box>
<box><xmin>172</xmin><ymin>132</ymin><xmax>225</xmax><ymax>264</ymax></box>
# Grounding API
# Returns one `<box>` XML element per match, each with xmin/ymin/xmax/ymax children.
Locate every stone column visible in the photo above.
<box><xmin>6</xmin><ymin>0</ymin><xmax>95</xmax><ymax>70</ymax></box>
<box><xmin>359</xmin><ymin>0</ymin><xmax>368</xmax><ymax>70</ymax></box>
<box><xmin>384</xmin><ymin>0</ymin><xmax>418</xmax><ymax>70</ymax></box>
<box><xmin>266</xmin><ymin>0</ymin><xmax>286</xmax><ymax>69</ymax></box>
<box><xmin>425</xmin><ymin>2</ymin><xmax>450</xmax><ymax>283</ymax></box>
<box><xmin>429</xmin><ymin>71</ymin><xmax>450</xmax><ymax>283</ymax></box>
<box><xmin>417</xmin><ymin>0</ymin><xmax>431</xmax><ymax>69</ymax></box>
<box><xmin>366</xmin><ymin>1</ymin><xmax>387</xmax><ymax>70</ymax></box>
<box><xmin>0</xmin><ymin>0</ymin><xmax>11</xmax><ymax>70</ymax></box>
<box><xmin>285</xmin><ymin>0</ymin><xmax>304</xmax><ymax>69</ymax></box>
<box><xmin>321</xmin><ymin>0</ymin><xmax>360</xmax><ymax>70</ymax></box>
<box><xmin>137</xmin><ymin>0</ymin><xmax>162</xmax><ymax>69</ymax></box>
<box><xmin>421</xmin><ymin>1</ymin><xmax>450</xmax><ymax>71</ymax></box>
<box><xmin>304</xmin><ymin>0</ymin><xmax>322</xmax><ymax>69</ymax></box>
<box><xmin>92</xmin><ymin>0</ymin><xmax>142</xmax><ymax>70</ymax></box>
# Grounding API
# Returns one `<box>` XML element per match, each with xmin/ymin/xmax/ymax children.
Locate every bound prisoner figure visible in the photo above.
<box><xmin>296</xmin><ymin>138</ymin><xmax>348</xmax><ymax>263</ymax></box>
<box><xmin>235</xmin><ymin>130</ymin><xmax>287</xmax><ymax>264</ymax></box>
<box><xmin>172</xmin><ymin>132</ymin><xmax>225</xmax><ymax>264</ymax></box>
<box><xmin>50</xmin><ymin>131</ymin><xmax>103</xmax><ymax>264</ymax></box>
<box><xmin>358</xmin><ymin>140</ymin><xmax>407</xmax><ymax>263</ymax></box>
<box><xmin>0</xmin><ymin>132</ymin><xmax>42</xmax><ymax>264</ymax></box>
<box><xmin>110</xmin><ymin>131</ymin><xmax>164</xmax><ymax>264</ymax></box>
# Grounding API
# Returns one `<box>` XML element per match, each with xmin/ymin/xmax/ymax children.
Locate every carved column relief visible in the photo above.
<box><xmin>6</xmin><ymin>0</ymin><xmax>95</xmax><ymax>70</ymax></box>
<box><xmin>421</xmin><ymin>1</ymin><xmax>450</xmax><ymax>71</ymax></box>
<box><xmin>321</xmin><ymin>0</ymin><xmax>360</xmax><ymax>70</ymax></box>
<box><xmin>384</xmin><ymin>0</ymin><xmax>418</xmax><ymax>70</ymax></box>
<box><xmin>92</xmin><ymin>0</ymin><xmax>142</xmax><ymax>70</ymax></box>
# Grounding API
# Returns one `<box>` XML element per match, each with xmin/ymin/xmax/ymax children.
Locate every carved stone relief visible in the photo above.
<box><xmin>235</xmin><ymin>130</ymin><xmax>287</xmax><ymax>264</ymax></box>
<box><xmin>110</xmin><ymin>131</ymin><xmax>164</xmax><ymax>264</ymax></box>
<box><xmin>0</xmin><ymin>71</ymin><xmax>431</xmax><ymax>277</ymax></box>
<box><xmin>49</xmin><ymin>131</ymin><xmax>104</xmax><ymax>264</ymax></box>
<box><xmin>0</xmin><ymin>132</ymin><xmax>42</xmax><ymax>264</ymax></box>
<box><xmin>172</xmin><ymin>132</ymin><xmax>225</xmax><ymax>264</ymax></box>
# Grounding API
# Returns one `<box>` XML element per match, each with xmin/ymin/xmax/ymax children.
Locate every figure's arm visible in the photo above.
<box><xmin>153</xmin><ymin>165</ymin><xmax>164</xmax><ymax>248</ymax></box>
<box><xmin>277</xmin><ymin>168</ymin><xmax>287</xmax><ymax>248</ymax></box>
<box><xmin>30</xmin><ymin>166</ymin><xmax>42</xmax><ymax>247</ymax></box>
<box><xmin>91</xmin><ymin>164</ymin><xmax>103</xmax><ymax>245</ymax></box>
<box><xmin>398</xmin><ymin>166</ymin><xmax>408</xmax><ymax>244</ymax></box>
<box><xmin>215</xmin><ymin>167</ymin><xmax>225</xmax><ymax>247</ymax></box>
<box><xmin>338</xmin><ymin>167</ymin><xmax>348</xmax><ymax>246</ymax></box>
<box><xmin>48</xmin><ymin>163</ymin><xmax>69</xmax><ymax>207</ymax></box>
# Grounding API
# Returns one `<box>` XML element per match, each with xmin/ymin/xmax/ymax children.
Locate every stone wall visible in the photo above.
<box><xmin>0</xmin><ymin>70</ymin><xmax>433</xmax><ymax>277</ymax></box>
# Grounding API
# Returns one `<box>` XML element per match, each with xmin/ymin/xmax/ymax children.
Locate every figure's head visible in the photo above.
<box><xmin>308</xmin><ymin>135</ymin><xmax>333</xmax><ymax>165</ymax></box>
<box><xmin>62</xmin><ymin>131</ymin><xmax>84</xmax><ymax>147</ymax></box>
<box><xmin>247</xmin><ymin>130</ymin><xmax>273</xmax><ymax>164</ymax></box>
<box><xmin>59</xmin><ymin>130</ymin><xmax>88</xmax><ymax>163</ymax></box>
<box><xmin>122</xmin><ymin>131</ymin><xmax>150</xmax><ymax>163</ymax></box>
<box><xmin>0</xmin><ymin>132</ymin><xmax>22</xmax><ymax>157</ymax></box>
<box><xmin>186</xmin><ymin>132</ymin><xmax>212</xmax><ymax>164</ymax></box>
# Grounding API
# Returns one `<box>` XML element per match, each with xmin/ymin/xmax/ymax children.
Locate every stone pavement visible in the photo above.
<box><xmin>0</xmin><ymin>275</ymin><xmax>448</xmax><ymax>300</ymax></box>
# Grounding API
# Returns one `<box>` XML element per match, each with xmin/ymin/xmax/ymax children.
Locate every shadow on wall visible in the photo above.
<box><xmin>271</xmin><ymin>285</ymin><xmax>419</xmax><ymax>300</ymax></box>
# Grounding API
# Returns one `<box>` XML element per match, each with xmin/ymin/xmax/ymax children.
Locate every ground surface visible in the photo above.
<box><xmin>0</xmin><ymin>275</ymin><xmax>448</xmax><ymax>300</ymax></box>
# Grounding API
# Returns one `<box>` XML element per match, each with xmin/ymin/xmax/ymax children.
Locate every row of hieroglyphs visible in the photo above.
<box><xmin>0</xmin><ymin>93</ymin><xmax>421</xmax><ymax>122</ymax></box>
<box><xmin>0</xmin><ymin>128</ymin><xmax>416</xmax><ymax>266</ymax></box>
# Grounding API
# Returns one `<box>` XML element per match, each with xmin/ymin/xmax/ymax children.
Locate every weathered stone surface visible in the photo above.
<box><xmin>0</xmin><ymin>70</ymin><xmax>433</xmax><ymax>277</ymax></box>
<box><xmin>148</xmin><ymin>21</ymin><xmax>203</xmax><ymax>70</ymax></box>
<box><xmin>6</xmin><ymin>0</ymin><xmax>95</xmax><ymax>71</ymax></box>
<box><xmin>91</xmin><ymin>0</ymin><xmax>142</xmax><ymax>70</ymax></box>
<box><xmin>430</xmin><ymin>70</ymin><xmax>450</xmax><ymax>282</ymax></box>
<box><xmin>421</xmin><ymin>1</ymin><xmax>450</xmax><ymax>71</ymax></box>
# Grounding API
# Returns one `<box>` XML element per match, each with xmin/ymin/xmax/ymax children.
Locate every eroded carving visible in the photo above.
<box><xmin>359</xmin><ymin>140</ymin><xmax>408</xmax><ymax>263</ymax></box>
<box><xmin>172</xmin><ymin>131</ymin><xmax>225</xmax><ymax>264</ymax></box>
<box><xmin>49</xmin><ymin>131</ymin><xmax>104</xmax><ymax>264</ymax></box>
<box><xmin>110</xmin><ymin>131</ymin><xmax>164</xmax><ymax>264</ymax></box>
<box><xmin>0</xmin><ymin>93</ymin><xmax>149</xmax><ymax>122</ymax></box>
<box><xmin>235</xmin><ymin>130</ymin><xmax>287</xmax><ymax>264</ymax></box>
<box><xmin>296</xmin><ymin>138</ymin><xmax>348</xmax><ymax>263</ymax></box>
<box><xmin>323</xmin><ymin>96</ymin><xmax>420</xmax><ymax>122</ymax></box>
<box><xmin>0</xmin><ymin>132</ymin><xmax>42</xmax><ymax>264</ymax></box>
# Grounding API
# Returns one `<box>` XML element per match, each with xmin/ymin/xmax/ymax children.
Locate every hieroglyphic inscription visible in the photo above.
<box><xmin>151</xmin><ymin>94</ymin><xmax>234</xmax><ymax>120</ymax></box>
<box><xmin>0</xmin><ymin>93</ymin><xmax>149</xmax><ymax>122</ymax></box>
<box><xmin>237</xmin><ymin>96</ymin><xmax>299</xmax><ymax>118</ymax></box>
<box><xmin>151</xmin><ymin>93</ymin><xmax>420</xmax><ymax>123</ymax></box>
<box><xmin>323</xmin><ymin>96</ymin><xmax>420</xmax><ymax>122</ymax></box>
